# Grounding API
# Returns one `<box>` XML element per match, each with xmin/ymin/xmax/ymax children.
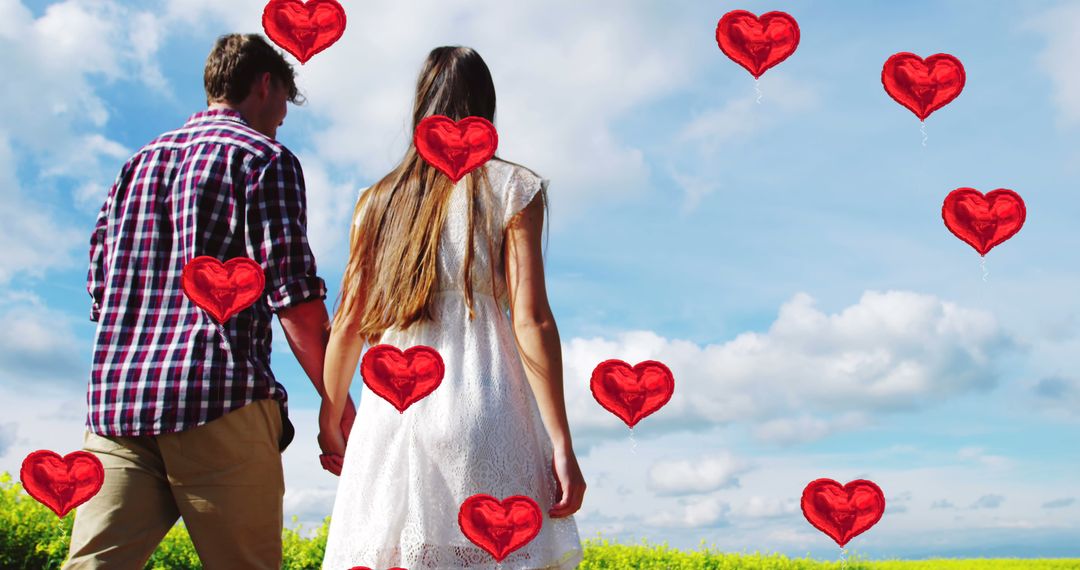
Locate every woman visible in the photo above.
<box><xmin>319</xmin><ymin>46</ymin><xmax>586</xmax><ymax>569</ymax></box>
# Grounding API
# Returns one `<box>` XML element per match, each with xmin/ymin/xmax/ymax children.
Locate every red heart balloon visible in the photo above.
<box><xmin>715</xmin><ymin>10</ymin><xmax>800</xmax><ymax>79</ymax></box>
<box><xmin>942</xmin><ymin>188</ymin><xmax>1026</xmax><ymax>256</ymax></box>
<box><xmin>20</xmin><ymin>450</ymin><xmax>105</xmax><ymax>518</ymax></box>
<box><xmin>882</xmin><ymin>52</ymin><xmax>966</xmax><ymax>121</ymax></box>
<box><xmin>262</xmin><ymin>0</ymin><xmax>347</xmax><ymax>64</ymax></box>
<box><xmin>590</xmin><ymin>359</ymin><xmax>674</xmax><ymax>428</ymax></box>
<box><xmin>181</xmin><ymin>256</ymin><xmax>266</xmax><ymax>323</ymax></box>
<box><xmin>458</xmin><ymin>494</ymin><xmax>542</xmax><ymax>562</ymax></box>
<box><xmin>801</xmin><ymin>478</ymin><xmax>886</xmax><ymax>547</ymax></box>
<box><xmin>360</xmin><ymin>344</ymin><xmax>445</xmax><ymax>413</ymax></box>
<box><xmin>414</xmin><ymin>115</ymin><xmax>498</xmax><ymax>183</ymax></box>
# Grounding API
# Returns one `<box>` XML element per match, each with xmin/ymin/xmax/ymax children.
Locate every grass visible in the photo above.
<box><xmin>2</xmin><ymin>472</ymin><xmax>1077</xmax><ymax>569</ymax></box>
<box><xmin>577</xmin><ymin>536</ymin><xmax>1080</xmax><ymax>569</ymax></box>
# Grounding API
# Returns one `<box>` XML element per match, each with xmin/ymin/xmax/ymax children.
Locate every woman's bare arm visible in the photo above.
<box><xmin>505</xmin><ymin>190</ymin><xmax>586</xmax><ymax>517</ymax></box>
<box><xmin>322</xmin><ymin>318</ymin><xmax>365</xmax><ymax>425</ymax></box>
<box><xmin>504</xmin><ymin>193</ymin><xmax>573</xmax><ymax>453</ymax></box>
<box><xmin>318</xmin><ymin>312</ymin><xmax>365</xmax><ymax>474</ymax></box>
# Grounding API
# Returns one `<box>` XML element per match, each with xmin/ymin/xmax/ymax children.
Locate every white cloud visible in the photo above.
<box><xmin>971</xmin><ymin>494</ymin><xmax>1006</xmax><ymax>509</ymax></box>
<box><xmin>283</xmin><ymin>487</ymin><xmax>336</xmax><ymax>530</ymax></box>
<box><xmin>762</xmin><ymin>527</ymin><xmax>819</xmax><ymax>548</ymax></box>
<box><xmin>603</xmin><ymin>447</ymin><xmax>1080</xmax><ymax>558</ymax></box>
<box><xmin>0</xmin><ymin>290</ymin><xmax>85</xmax><ymax>386</ymax></box>
<box><xmin>32</xmin><ymin>1</ymin><xmax>125</xmax><ymax>79</ymax></box>
<box><xmin>957</xmin><ymin>446</ymin><xmax>1013</xmax><ymax>470</ymax></box>
<box><xmin>1028</xmin><ymin>2</ymin><xmax>1080</xmax><ymax>125</ymax></box>
<box><xmin>677</xmin><ymin>73</ymin><xmax>819</xmax><ymax>149</ymax></box>
<box><xmin>162</xmin><ymin>0</ymin><xmax>251</xmax><ymax>29</ymax></box>
<box><xmin>751</xmin><ymin>412</ymin><xmax>869</xmax><ymax>446</ymax></box>
<box><xmin>645</xmin><ymin>495</ymin><xmax>729</xmax><ymax>529</ymax></box>
<box><xmin>1028</xmin><ymin>373</ymin><xmax>1080</xmax><ymax>418</ymax></box>
<box><xmin>128</xmin><ymin>11</ymin><xmax>168</xmax><ymax>91</ymax></box>
<box><xmin>563</xmin><ymin>423</ymin><xmax>1077</xmax><ymax>556</ymax></box>
<box><xmin>564</xmin><ymin>290</ymin><xmax>1017</xmax><ymax>447</ymax></box>
<box><xmin>1042</xmin><ymin>498</ymin><xmax>1075</xmax><ymax>509</ymax></box>
<box><xmin>0</xmin><ymin>135</ymin><xmax>83</xmax><ymax>283</ymax></box>
<box><xmin>74</xmin><ymin>182</ymin><xmax>109</xmax><ymax>212</ymax></box>
<box><xmin>0</xmin><ymin>0</ymin><xmax>168</xmax><ymax>281</ymax></box>
<box><xmin>731</xmin><ymin>496</ymin><xmax>799</xmax><ymax>520</ymax></box>
<box><xmin>44</xmin><ymin>134</ymin><xmax>132</xmax><ymax>193</ymax></box>
<box><xmin>0</xmin><ymin>0</ymin><xmax>27</xmax><ymax>38</ymax></box>
<box><xmin>2</xmin><ymin>0</ymin><xmax>149</xmax><ymax>149</ymax></box>
<box><xmin>670</xmin><ymin>73</ymin><xmax>818</xmax><ymax>211</ymax></box>
<box><xmin>0</xmin><ymin>422</ymin><xmax>16</xmax><ymax>458</ymax></box>
<box><xmin>931</xmin><ymin>499</ymin><xmax>956</xmax><ymax>509</ymax></box>
<box><xmin>983</xmin><ymin>518</ymin><xmax>1040</xmax><ymax>529</ymax></box>
<box><xmin>647</xmin><ymin>452</ymin><xmax>751</xmax><ymax>496</ymax></box>
<box><xmin>292</xmin><ymin>155</ymin><xmax>361</xmax><ymax>265</ymax></box>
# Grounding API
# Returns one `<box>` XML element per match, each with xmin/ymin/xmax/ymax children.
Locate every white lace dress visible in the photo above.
<box><xmin>321</xmin><ymin>159</ymin><xmax>584</xmax><ymax>570</ymax></box>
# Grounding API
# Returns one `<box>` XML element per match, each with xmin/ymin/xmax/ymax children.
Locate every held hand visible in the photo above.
<box><xmin>549</xmin><ymin>446</ymin><xmax>586</xmax><ymax>518</ymax></box>
<box><xmin>317</xmin><ymin>426</ymin><xmax>346</xmax><ymax>476</ymax></box>
<box><xmin>318</xmin><ymin>399</ymin><xmax>348</xmax><ymax>476</ymax></box>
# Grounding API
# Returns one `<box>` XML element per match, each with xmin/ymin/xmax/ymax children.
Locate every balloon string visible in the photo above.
<box><xmin>629</xmin><ymin>428</ymin><xmax>637</xmax><ymax>454</ymax></box>
<box><xmin>839</xmin><ymin>546</ymin><xmax>848</xmax><ymax>569</ymax></box>
<box><xmin>49</xmin><ymin>515</ymin><xmax>67</xmax><ymax>567</ymax></box>
<box><xmin>755</xmin><ymin>78</ymin><xmax>763</xmax><ymax>104</ymax></box>
<box><xmin>980</xmin><ymin>256</ymin><xmax>989</xmax><ymax>282</ymax></box>
<box><xmin>920</xmin><ymin>121</ymin><xmax>928</xmax><ymax>147</ymax></box>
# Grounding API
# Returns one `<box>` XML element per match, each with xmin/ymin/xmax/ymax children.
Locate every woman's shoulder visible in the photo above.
<box><xmin>353</xmin><ymin>159</ymin><xmax>543</xmax><ymax>202</ymax></box>
<box><xmin>487</xmin><ymin>157</ymin><xmax>545</xmax><ymax>190</ymax></box>
<box><xmin>488</xmin><ymin>156</ymin><xmax>541</xmax><ymax>177</ymax></box>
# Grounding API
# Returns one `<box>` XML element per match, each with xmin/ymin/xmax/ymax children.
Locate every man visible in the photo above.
<box><xmin>65</xmin><ymin>33</ymin><xmax>356</xmax><ymax>569</ymax></box>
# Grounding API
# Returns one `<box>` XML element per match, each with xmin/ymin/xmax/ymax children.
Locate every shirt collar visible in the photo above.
<box><xmin>185</xmin><ymin>107</ymin><xmax>250</xmax><ymax>127</ymax></box>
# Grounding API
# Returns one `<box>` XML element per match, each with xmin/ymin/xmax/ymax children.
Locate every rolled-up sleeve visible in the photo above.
<box><xmin>251</xmin><ymin>151</ymin><xmax>327</xmax><ymax>312</ymax></box>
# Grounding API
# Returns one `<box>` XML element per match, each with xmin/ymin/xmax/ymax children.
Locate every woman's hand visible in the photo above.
<box><xmin>318</xmin><ymin>398</ymin><xmax>348</xmax><ymax>476</ymax></box>
<box><xmin>549</xmin><ymin>446</ymin><xmax>586</xmax><ymax>518</ymax></box>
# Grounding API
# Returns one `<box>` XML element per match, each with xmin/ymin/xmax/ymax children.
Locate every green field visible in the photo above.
<box><xmin>577</xmin><ymin>537</ymin><xmax>1080</xmax><ymax>569</ymax></box>
<box><xmin>3</xmin><ymin>473</ymin><xmax>1077</xmax><ymax>569</ymax></box>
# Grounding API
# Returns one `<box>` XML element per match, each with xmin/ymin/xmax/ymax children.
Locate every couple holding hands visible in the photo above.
<box><xmin>66</xmin><ymin>33</ymin><xmax>584</xmax><ymax>569</ymax></box>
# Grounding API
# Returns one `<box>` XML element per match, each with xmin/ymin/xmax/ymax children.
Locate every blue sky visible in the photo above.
<box><xmin>1</xmin><ymin>0</ymin><xmax>1079</xmax><ymax>561</ymax></box>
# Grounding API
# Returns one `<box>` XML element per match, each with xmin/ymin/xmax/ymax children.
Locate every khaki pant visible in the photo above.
<box><xmin>63</xmin><ymin>399</ymin><xmax>285</xmax><ymax>570</ymax></box>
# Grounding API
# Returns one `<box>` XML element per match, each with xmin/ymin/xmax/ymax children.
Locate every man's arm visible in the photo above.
<box><xmin>277</xmin><ymin>299</ymin><xmax>331</xmax><ymax>398</ymax></box>
<box><xmin>253</xmin><ymin>152</ymin><xmax>331</xmax><ymax>395</ymax></box>
<box><xmin>252</xmin><ymin>152</ymin><xmax>356</xmax><ymax>436</ymax></box>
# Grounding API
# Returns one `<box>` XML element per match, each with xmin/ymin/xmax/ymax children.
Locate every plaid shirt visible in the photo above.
<box><xmin>86</xmin><ymin>108</ymin><xmax>326</xmax><ymax>436</ymax></box>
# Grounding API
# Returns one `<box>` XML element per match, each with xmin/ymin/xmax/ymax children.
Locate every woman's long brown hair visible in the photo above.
<box><xmin>332</xmin><ymin>46</ymin><xmax>515</xmax><ymax>345</ymax></box>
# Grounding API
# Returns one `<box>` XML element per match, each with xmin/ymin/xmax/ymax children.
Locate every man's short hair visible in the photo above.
<box><xmin>204</xmin><ymin>33</ymin><xmax>304</xmax><ymax>105</ymax></box>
